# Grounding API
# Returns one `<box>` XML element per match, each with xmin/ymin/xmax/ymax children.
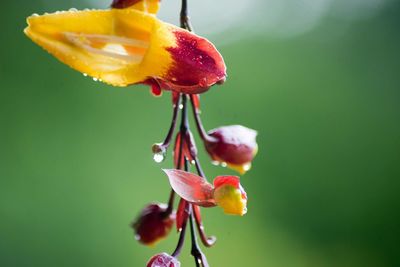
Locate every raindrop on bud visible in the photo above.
<box><xmin>243</xmin><ymin>163</ymin><xmax>251</xmax><ymax>172</ymax></box>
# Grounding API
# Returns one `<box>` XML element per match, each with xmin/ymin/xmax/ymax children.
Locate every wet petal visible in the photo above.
<box><xmin>161</xmin><ymin>30</ymin><xmax>226</xmax><ymax>94</ymax></box>
<box><xmin>24</xmin><ymin>8</ymin><xmax>226</xmax><ymax>94</ymax></box>
<box><xmin>163</xmin><ymin>169</ymin><xmax>216</xmax><ymax>207</ymax></box>
<box><xmin>24</xmin><ymin>9</ymin><xmax>168</xmax><ymax>86</ymax></box>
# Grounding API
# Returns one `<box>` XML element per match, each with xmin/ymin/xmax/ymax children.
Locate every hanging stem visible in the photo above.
<box><xmin>189</xmin><ymin>94</ymin><xmax>214</xmax><ymax>143</ymax></box>
<box><xmin>162</xmin><ymin>94</ymin><xmax>181</xmax><ymax>147</ymax></box>
<box><xmin>177</xmin><ymin>94</ymin><xmax>188</xmax><ymax>169</ymax></box>
<box><xmin>172</xmin><ymin>0</ymin><xmax>213</xmax><ymax>264</ymax></box>
<box><xmin>190</xmin><ymin>210</ymin><xmax>202</xmax><ymax>267</ymax></box>
<box><xmin>194</xmin><ymin>157</ymin><xmax>206</xmax><ymax>179</ymax></box>
<box><xmin>171</xmin><ymin>95</ymin><xmax>191</xmax><ymax>257</ymax></box>
<box><xmin>193</xmin><ymin>205</ymin><xmax>217</xmax><ymax>248</ymax></box>
<box><xmin>171</xmin><ymin>205</ymin><xmax>188</xmax><ymax>257</ymax></box>
<box><xmin>180</xmin><ymin>0</ymin><xmax>193</xmax><ymax>31</ymax></box>
<box><xmin>152</xmin><ymin>94</ymin><xmax>181</xmax><ymax>157</ymax></box>
<box><xmin>165</xmin><ymin>189</ymin><xmax>176</xmax><ymax>216</ymax></box>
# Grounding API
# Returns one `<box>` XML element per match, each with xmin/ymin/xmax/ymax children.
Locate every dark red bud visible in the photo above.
<box><xmin>147</xmin><ymin>253</ymin><xmax>180</xmax><ymax>267</ymax></box>
<box><xmin>205</xmin><ymin>125</ymin><xmax>258</xmax><ymax>172</ymax></box>
<box><xmin>132</xmin><ymin>203</ymin><xmax>175</xmax><ymax>246</ymax></box>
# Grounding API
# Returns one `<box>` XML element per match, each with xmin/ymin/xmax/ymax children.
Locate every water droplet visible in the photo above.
<box><xmin>31</xmin><ymin>13</ymin><xmax>39</xmax><ymax>17</ymax></box>
<box><xmin>153</xmin><ymin>152</ymin><xmax>165</xmax><ymax>163</ymax></box>
<box><xmin>179</xmin><ymin>104</ymin><xmax>184</xmax><ymax>110</ymax></box>
<box><xmin>191</xmin><ymin>160</ymin><xmax>196</xmax><ymax>165</ymax></box>
<box><xmin>211</xmin><ymin>160</ymin><xmax>220</xmax><ymax>166</ymax></box>
<box><xmin>83</xmin><ymin>73</ymin><xmax>88</xmax><ymax>77</ymax></box>
<box><xmin>221</xmin><ymin>162</ymin><xmax>227</xmax><ymax>167</ymax></box>
<box><xmin>69</xmin><ymin>8</ymin><xmax>78</xmax><ymax>12</ymax></box>
<box><xmin>243</xmin><ymin>207</ymin><xmax>248</xmax><ymax>215</ymax></box>
<box><xmin>197</xmin><ymin>259</ymin><xmax>202</xmax><ymax>264</ymax></box>
<box><xmin>92</xmin><ymin>77</ymin><xmax>98</xmax><ymax>82</ymax></box>
<box><xmin>243</xmin><ymin>163</ymin><xmax>251</xmax><ymax>172</ymax></box>
<box><xmin>134</xmin><ymin>234</ymin><xmax>140</xmax><ymax>241</ymax></box>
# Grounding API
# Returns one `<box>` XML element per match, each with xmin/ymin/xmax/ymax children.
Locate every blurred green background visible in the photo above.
<box><xmin>1</xmin><ymin>0</ymin><xmax>400</xmax><ymax>266</ymax></box>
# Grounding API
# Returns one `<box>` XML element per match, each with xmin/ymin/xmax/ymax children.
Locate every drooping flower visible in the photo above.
<box><xmin>147</xmin><ymin>253</ymin><xmax>180</xmax><ymax>267</ymax></box>
<box><xmin>205</xmin><ymin>125</ymin><xmax>258</xmax><ymax>174</ymax></box>
<box><xmin>163</xmin><ymin>169</ymin><xmax>248</xmax><ymax>216</ymax></box>
<box><xmin>24</xmin><ymin>7</ymin><xmax>226</xmax><ymax>94</ymax></box>
<box><xmin>132</xmin><ymin>203</ymin><xmax>175</xmax><ymax>246</ymax></box>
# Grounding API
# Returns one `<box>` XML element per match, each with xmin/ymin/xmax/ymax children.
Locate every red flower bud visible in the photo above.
<box><xmin>205</xmin><ymin>125</ymin><xmax>258</xmax><ymax>174</ymax></box>
<box><xmin>147</xmin><ymin>253</ymin><xmax>180</xmax><ymax>267</ymax></box>
<box><xmin>132</xmin><ymin>203</ymin><xmax>175</xmax><ymax>246</ymax></box>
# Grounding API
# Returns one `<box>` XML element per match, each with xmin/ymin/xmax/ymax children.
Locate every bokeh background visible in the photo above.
<box><xmin>1</xmin><ymin>0</ymin><xmax>400</xmax><ymax>266</ymax></box>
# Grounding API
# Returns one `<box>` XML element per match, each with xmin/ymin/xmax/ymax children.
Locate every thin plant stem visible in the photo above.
<box><xmin>171</xmin><ymin>209</ymin><xmax>188</xmax><ymax>257</ymax></box>
<box><xmin>180</xmin><ymin>0</ymin><xmax>192</xmax><ymax>31</ymax></box>
<box><xmin>189</xmin><ymin>94</ymin><xmax>214</xmax><ymax>143</ymax></box>
<box><xmin>162</xmin><ymin>94</ymin><xmax>181</xmax><ymax>148</ymax></box>
<box><xmin>190</xmin><ymin>211</ymin><xmax>201</xmax><ymax>267</ymax></box>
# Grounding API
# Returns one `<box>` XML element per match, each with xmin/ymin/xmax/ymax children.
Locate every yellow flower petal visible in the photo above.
<box><xmin>130</xmin><ymin>0</ymin><xmax>160</xmax><ymax>14</ymax></box>
<box><xmin>226</xmin><ymin>162</ymin><xmax>252</xmax><ymax>175</ymax></box>
<box><xmin>25</xmin><ymin>8</ymin><xmax>226</xmax><ymax>93</ymax></box>
<box><xmin>214</xmin><ymin>185</ymin><xmax>247</xmax><ymax>216</ymax></box>
<box><xmin>24</xmin><ymin>9</ymin><xmax>174</xmax><ymax>87</ymax></box>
